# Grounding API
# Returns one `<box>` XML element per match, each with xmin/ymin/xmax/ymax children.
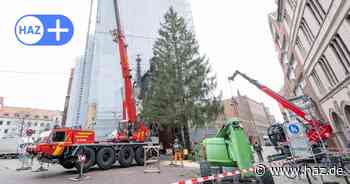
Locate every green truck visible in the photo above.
<box><xmin>199</xmin><ymin>118</ymin><xmax>274</xmax><ymax>184</ymax></box>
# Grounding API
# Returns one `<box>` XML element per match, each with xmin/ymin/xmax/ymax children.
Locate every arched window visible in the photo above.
<box><xmin>330</xmin><ymin>34</ymin><xmax>350</xmax><ymax>74</ymax></box>
<box><xmin>300</xmin><ymin>18</ymin><xmax>315</xmax><ymax>44</ymax></box>
<box><xmin>306</xmin><ymin>0</ymin><xmax>326</xmax><ymax>25</ymax></box>
<box><xmin>319</xmin><ymin>56</ymin><xmax>338</xmax><ymax>86</ymax></box>
<box><xmin>311</xmin><ymin>70</ymin><xmax>326</xmax><ymax>95</ymax></box>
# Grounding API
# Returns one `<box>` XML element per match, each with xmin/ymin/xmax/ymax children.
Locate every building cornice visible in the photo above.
<box><xmin>319</xmin><ymin>76</ymin><xmax>350</xmax><ymax>104</ymax></box>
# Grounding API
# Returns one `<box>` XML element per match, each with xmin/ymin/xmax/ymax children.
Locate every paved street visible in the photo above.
<box><xmin>1</xmin><ymin>148</ymin><xmax>349</xmax><ymax>184</ymax></box>
<box><xmin>0</xmin><ymin>159</ymin><xmax>199</xmax><ymax>184</ymax></box>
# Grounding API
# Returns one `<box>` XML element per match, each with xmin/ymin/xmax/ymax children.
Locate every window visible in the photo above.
<box><xmin>319</xmin><ymin>0</ymin><xmax>332</xmax><ymax>13</ymax></box>
<box><xmin>3</xmin><ymin>113</ymin><xmax>9</xmax><ymax>116</ymax></box>
<box><xmin>6</xmin><ymin>121</ymin><xmax>10</xmax><ymax>125</ymax></box>
<box><xmin>287</xmin><ymin>0</ymin><xmax>296</xmax><ymax>10</ymax></box>
<box><xmin>311</xmin><ymin>70</ymin><xmax>326</xmax><ymax>94</ymax></box>
<box><xmin>0</xmin><ymin>121</ymin><xmax>2</xmax><ymax>126</ymax></box>
<box><xmin>306</xmin><ymin>0</ymin><xmax>326</xmax><ymax>25</ymax></box>
<box><xmin>27</xmin><ymin>122</ymin><xmax>32</xmax><ymax>127</ymax></box>
<box><xmin>40</xmin><ymin>123</ymin><xmax>44</xmax><ymax>127</ymax></box>
<box><xmin>296</xmin><ymin>37</ymin><xmax>306</xmax><ymax>57</ymax></box>
<box><xmin>52</xmin><ymin>131</ymin><xmax>66</xmax><ymax>142</ymax></box>
<box><xmin>300</xmin><ymin>18</ymin><xmax>315</xmax><ymax>44</ymax></box>
<box><xmin>34</xmin><ymin>115</ymin><xmax>40</xmax><ymax>119</ymax></box>
<box><xmin>34</xmin><ymin>122</ymin><xmax>38</xmax><ymax>127</ymax></box>
<box><xmin>44</xmin><ymin>115</ymin><xmax>48</xmax><ymax>119</ymax></box>
<box><xmin>319</xmin><ymin>56</ymin><xmax>338</xmax><ymax>86</ymax></box>
<box><xmin>25</xmin><ymin>114</ymin><xmax>30</xmax><ymax>118</ymax></box>
<box><xmin>4</xmin><ymin>129</ymin><xmax>8</xmax><ymax>134</ymax></box>
<box><xmin>14</xmin><ymin>113</ymin><xmax>19</xmax><ymax>118</ymax></box>
<box><xmin>330</xmin><ymin>34</ymin><xmax>350</xmax><ymax>74</ymax></box>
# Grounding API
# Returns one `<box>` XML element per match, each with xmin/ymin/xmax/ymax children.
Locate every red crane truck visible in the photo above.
<box><xmin>26</xmin><ymin>0</ymin><xmax>155</xmax><ymax>171</ymax></box>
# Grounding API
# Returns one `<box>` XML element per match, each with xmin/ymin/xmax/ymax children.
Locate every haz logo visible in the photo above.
<box><xmin>15</xmin><ymin>15</ymin><xmax>74</xmax><ymax>46</ymax></box>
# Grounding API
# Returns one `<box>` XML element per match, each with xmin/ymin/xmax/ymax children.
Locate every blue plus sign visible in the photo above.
<box><xmin>47</xmin><ymin>19</ymin><xmax>69</xmax><ymax>41</ymax></box>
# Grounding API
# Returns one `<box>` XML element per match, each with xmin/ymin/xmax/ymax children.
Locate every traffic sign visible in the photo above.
<box><xmin>288</xmin><ymin>124</ymin><xmax>300</xmax><ymax>135</ymax></box>
<box><xmin>284</xmin><ymin>122</ymin><xmax>312</xmax><ymax>158</ymax></box>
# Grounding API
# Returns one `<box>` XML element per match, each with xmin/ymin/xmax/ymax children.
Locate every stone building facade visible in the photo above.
<box><xmin>269</xmin><ymin>0</ymin><xmax>350</xmax><ymax>148</ymax></box>
<box><xmin>0</xmin><ymin>97</ymin><xmax>62</xmax><ymax>139</ymax></box>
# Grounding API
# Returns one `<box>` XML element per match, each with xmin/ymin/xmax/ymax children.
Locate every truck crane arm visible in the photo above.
<box><xmin>228</xmin><ymin>70</ymin><xmax>312</xmax><ymax>124</ymax></box>
<box><xmin>112</xmin><ymin>0</ymin><xmax>137</xmax><ymax>123</ymax></box>
<box><xmin>228</xmin><ymin>70</ymin><xmax>332</xmax><ymax>143</ymax></box>
<box><xmin>111</xmin><ymin>0</ymin><xmax>149</xmax><ymax>142</ymax></box>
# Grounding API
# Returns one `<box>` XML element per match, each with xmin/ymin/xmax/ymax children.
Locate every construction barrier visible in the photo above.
<box><xmin>171</xmin><ymin>167</ymin><xmax>254</xmax><ymax>184</ymax></box>
<box><xmin>171</xmin><ymin>151</ymin><xmax>350</xmax><ymax>184</ymax></box>
<box><xmin>170</xmin><ymin>157</ymin><xmax>303</xmax><ymax>184</ymax></box>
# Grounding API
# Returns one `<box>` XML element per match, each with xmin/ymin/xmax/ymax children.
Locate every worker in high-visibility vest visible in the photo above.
<box><xmin>172</xmin><ymin>138</ymin><xmax>184</xmax><ymax>167</ymax></box>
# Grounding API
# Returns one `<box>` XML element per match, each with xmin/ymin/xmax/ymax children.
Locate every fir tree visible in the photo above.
<box><xmin>142</xmin><ymin>7</ymin><xmax>222</xmax><ymax>149</ymax></box>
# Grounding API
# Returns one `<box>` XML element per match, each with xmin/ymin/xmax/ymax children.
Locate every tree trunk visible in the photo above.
<box><xmin>180</xmin><ymin>125</ymin><xmax>186</xmax><ymax>147</ymax></box>
<box><xmin>183</xmin><ymin>122</ymin><xmax>192</xmax><ymax>151</ymax></box>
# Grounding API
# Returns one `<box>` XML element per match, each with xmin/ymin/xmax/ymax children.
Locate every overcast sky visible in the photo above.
<box><xmin>0</xmin><ymin>0</ymin><xmax>284</xmax><ymax>121</ymax></box>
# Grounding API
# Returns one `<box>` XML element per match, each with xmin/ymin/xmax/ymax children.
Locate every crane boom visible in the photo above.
<box><xmin>228</xmin><ymin>70</ymin><xmax>333</xmax><ymax>143</ymax></box>
<box><xmin>228</xmin><ymin>70</ymin><xmax>312</xmax><ymax>124</ymax></box>
<box><xmin>113</xmin><ymin>0</ymin><xmax>137</xmax><ymax>123</ymax></box>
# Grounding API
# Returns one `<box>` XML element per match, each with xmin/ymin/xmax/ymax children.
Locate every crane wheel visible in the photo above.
<box><xmin>135</xmin><ymin>146</ymin><xmax>144</xmax><ymax>166</ymax></box>
<box><xmin>118</xmin><ymin>146</ymin><xmax>134</xmax><ymax>167</ymax></box>
<box><xmin>59</xmin><ymin>158</ymin><xmax>75</xmax><ymax>169</ymax></box>
<box><xmin>96</xmin><ymin>147</ymin><xmax>115</xmax><ymax>170</ymax></box>
<box><xmin>75</xmin><ymin>147</ymin><xmax>96</xmax><ymax>172</ymax></box>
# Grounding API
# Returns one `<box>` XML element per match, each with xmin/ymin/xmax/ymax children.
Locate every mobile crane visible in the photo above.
<box><xmin>26</xmin><ymin>0</ymin><xmax>154</xmax><ymax>171</ymax></box>
<box><xmin>228</xmin><ymin>70</ymin><xmax>333</xmax><ymax>143</ymax></box>
<box><xmin>228</xmin><ymin>70</ymin><xmax>333</xmax><ymax>161</ymax></box>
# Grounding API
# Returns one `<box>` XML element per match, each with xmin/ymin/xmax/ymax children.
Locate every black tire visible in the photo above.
<box><xmin>118</xmin><ymin>146</ymin><xmax>134</xmax><ymax>167</ymax></box>
<box><xmin>75</xmin><ymin>147</ymin><xmax>96</xmax><ymax>172</ymax></box>
<box><xmin>135</xmin><ymin>146</ymin><xmax>144</xmax><ymax>166</ymax></box>
<box><xmin>60</xmin><ymin>158</ymin><xmax>75</xmax><ymax>169</ymax></box>
<box><xmin>96</xmin><ymin>147</ymin><xmax>115</xmax><ymax>170</ymax></box>
<box><xmin>257</xmin><ymin>170</ymin><xmax>274</xmax><ymax>184</ymax></box>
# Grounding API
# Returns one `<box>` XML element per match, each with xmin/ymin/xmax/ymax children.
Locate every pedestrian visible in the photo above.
<box><xmin>172</xmin><ymin>138</ymin><xmax>184</xmax><ymax>167</ymax></box>
<box><xmin>253</xmin><ymin>141</ymin><xmax>264</xmax><ymax>162</ymax></box>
